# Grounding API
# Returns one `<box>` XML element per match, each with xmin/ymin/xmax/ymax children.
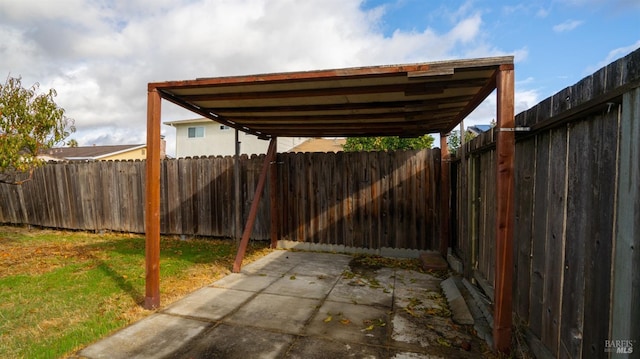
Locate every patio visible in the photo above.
<box><xmin>77</xmin><ymin>250</ymin><xmax>490</xmax><ymax>358</ymax></box>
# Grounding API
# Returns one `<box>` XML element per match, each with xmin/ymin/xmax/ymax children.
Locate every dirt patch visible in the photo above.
<box><xmin>0</xmin><ymin>238</ymin><xmax>101</xmax><ymax>278</ymax></box>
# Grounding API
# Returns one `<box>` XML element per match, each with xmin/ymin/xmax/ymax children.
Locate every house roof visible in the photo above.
<box><xmin>288</xmin><ymin>138</ymin><xmax>346</xmax><ymax>153</ymax></box>
<box><xmin>41</xmin><ymin>144</ymin><xmax>146</xmax><ymax>160</ymax></box>
<box><xmin>467</xmin><ymin>124</ymin><xmax>493</xmax><ymax>134</ymax></box>
<box><xmin>149</xmin><ymin>56</ymin><xmax>514</xmax><ymax>139</ymax></box>
<box><xmin>163</xmin><ymin>118</ymin><xmax>213</xmax><ymax>126</ymax></box>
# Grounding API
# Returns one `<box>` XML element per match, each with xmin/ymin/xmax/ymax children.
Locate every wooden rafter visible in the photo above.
<box><xmin>150</xmin><ymin>56</ymin><xmax>513</xmax><ymax>138</ymax></box>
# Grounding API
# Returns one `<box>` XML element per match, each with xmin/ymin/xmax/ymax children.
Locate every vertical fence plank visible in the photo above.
<box><xmin>529</xmin><ymin>133</ymin><xmax>550</xmax><ymax>338</ymax></box>
<box><xmin>541</xmin><ymin>127</ymin><xmax>568</xmax><ymax>356</ymax></box>
<box><xmin>611</xmin><ymin>88</ymin><xmax>640</xmax><ymax>356</ymax></box>
<box><xmin>134</xmin><ymin>161</ymin><xmax>146</xmax><ymax>233</ymax></box>
<box><xmin>487</xmin><ymin>150</ymin><xmax>497</xmax><ymax>287</ymax></box>
<box><xmin>335</xmin><ymin>152</ymin><xmax>346</xmax><ymax>245</ymax></box>
<box><xmin>514</xmin><ymin>139</ymin><xmax>535</xmax><ymax>323</ymax></box>
<box><xmin>560</xmin><ymin>120</ymin><xmax>589</xmax><ymax>358</ymax></box>
<box><xmin>208</xmin><ymin>157</ymin><xmax>222</xmax><ymax>236</ymax></box>
<box><xmin>581</xmin><ymin>109</ymin><xmax>617</xmax><ymax>357</ymax></box>
<box><xmin>370</xmin><ymin>151</ymin><xmax>381</xmax><ymax>249</ymax></box>
<box><xmin>166</xmin><ymin>159</ymin><xmax>181</xmax><ymax>234</ymax></box>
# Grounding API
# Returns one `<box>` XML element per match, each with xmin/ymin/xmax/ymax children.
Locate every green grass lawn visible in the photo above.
<box><xmin>0</xmin><ymin>226</ymin><xmax>270</xmax><ymax>359</ymax></box>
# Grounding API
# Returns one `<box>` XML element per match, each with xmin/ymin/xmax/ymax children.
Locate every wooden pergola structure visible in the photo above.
<box><xmin>145</xmin><ymin>56</ymin><xmax>515</xmax><ymax>352</ymax></box>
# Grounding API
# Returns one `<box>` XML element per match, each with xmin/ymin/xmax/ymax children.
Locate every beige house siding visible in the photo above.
<box><xmin>166</xmin><ymin>118</ymin><xmax>305</xmax><ymax>157</ymax></box>
<box><xmin>99</xmin><ymin>148</ymin><xmax>147</xmax><ymax>161</ymax></box>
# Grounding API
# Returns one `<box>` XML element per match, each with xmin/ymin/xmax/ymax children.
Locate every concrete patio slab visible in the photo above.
<box><xmin>306</xmin><ymin>300</ymin><xmax>390</xmax><ymax>346</ymax></box>
<box><xmin>211</xmin><ymin>272</ymin><xmax>280</xmax><ymax>291</ymax></box>
<box><xmin>76</xmin><ymin>249</ymin><xmax>493</xmax><ymax>359</ymax></box>
<box><xmin>290</xmin><ymin>259</ymin><xmax>349</xmax><ymax>278</ymax></box>
<box><xmin>171</xmin><ymin>323</ymin><xmax>295</xmax><ymax>359</ymax></box>
<box><xmin>224</xmin><ymin>293</ymin><xmax>320</xmax><ymax>334</ymax></box>
<box><xmin>163</xmin><ymin>287</ymin><xmax>254</xmax><ymax>321</ymax></box>
<box><xmin>286</xmin><ymin>337</ymin><xmax>389</xmax><ymax>358</ymax></box>
<box><xmin>78</xmin><ymin>313</ymin><xmax>210</xmax><ymax>359</ymax></box>
<box><xmin>326</xmin><ymin>267</ymin><xmax>394</xmax><ymax>307</ymax></box>
<box><xmin>240</xmin><ymin>251</ymin><xmax>300</xmax><ymax>277</ymax></box>
<box><xmin>262</xmin><ymin>274</ymin><xmax>338</xmax><ymax>299</ymax></box>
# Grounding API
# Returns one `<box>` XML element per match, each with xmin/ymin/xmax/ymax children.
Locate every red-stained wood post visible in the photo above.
<box><xmin>233</xmin><ymin>138</ymin><xmax>277</xmax><ymax>272</ymax></box>
<box><xmin>270</xmin><ymin>138</ymin><xmax>279</xmax><ymax>249</ymax></box>
<box><xmin>439</xmin><ymin>133</ymin><xmax>451</xmax><ymax>257</ymax></box>
<box><xmin>145</xmin><ymin>87</ymin><xmax>162</xmax><ymax>309</ymax></box>
<box><xmin>494</xmin><ymin>64</ymin><xmax>515</xmax><ymax>353</ymax></box>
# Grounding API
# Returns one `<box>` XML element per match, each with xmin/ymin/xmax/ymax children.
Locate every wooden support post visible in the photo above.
<box><xmin>493</xmin><ymin>64</ymin><xmax>515</xmax><ymax>353</ymax></box>
<box><xmin>233</xmin><ymin>138</ymin><xmax>277</xmax><ymax>272</ymax></box>
<box><xmin>439</xmin><ymin>133</ymin><xmax>450</xmax><ymax>256</ymax></box>
<box><xmin>270</xmin><ymin>138</ymin><xmax>279</xmax><ymax>249</ymax></box>
<box><xmin>144</xmin><ymin>88</ymin><xmax>162</xmax><ymax>310</ymax></box>
<box><xmin>234</xmin><ymin>129</ymin><xmax>242</xmax><ymax>243</ymax></box>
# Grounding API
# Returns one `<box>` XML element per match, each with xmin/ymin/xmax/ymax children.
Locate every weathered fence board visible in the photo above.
<box><xmin>513</xmin><ymin>138</ymin><xmax>534</xmax><ymax>323</ymax></box>
<box><xmin>560</xmin><ymin>120</ymin><xmax>589</xmax><ymax>359</ymax></box>
<box><xmin>450</xmin><ymin>48</ymin><xmax>640</xmax><ymax>357</ymax></box>
<box><xmin>277</xmin><ymin>149</ymin><xmax>440</xmax><ymax>249</ymax></box>
<box><xmin>0</xmin><ymin>149</ymin><xmax>441</xmax><ymax>251</ymax></box>
<box><xmin>541</xmin><ymin>127</ymin><xmax>567</xmax><ymax>354</ymax></box>
<box><xmin>611</xmin><ymin>87</ymin><xmax>640</xmax><ymax>354</ymax></box>
<box><xmin>481</xmin><ymin>149</ymin><xmax>496</xmax><ymax>286</ymax></box>
<box><xmin>529</xmin><ymin>133</ymin><xmax>550</xmax><ymax>338</ymax></box>
<box><xmin>580</xmin><ymin>109</ymin><xmax>617</xmax><ymax>358</ymax></box>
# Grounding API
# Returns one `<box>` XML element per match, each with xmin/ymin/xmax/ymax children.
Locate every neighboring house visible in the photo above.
<box><xmin>467</xmin><ymin>124</ymin><xmax>493</xmax><ymax>136</ymax></box>
<box><xmin>39</xmin><ymin>140</ymin><xmax>166</xmax><ymax>161</ymax></box>
<box><xmin>164</xmin><ymin>118</ymin><xmax>306</xmax><ymax>157</ymax></box>
<box><xmin>288</xmin><ymin>138</ymin><xmax>346</xmax><ymax>153</ymax></box>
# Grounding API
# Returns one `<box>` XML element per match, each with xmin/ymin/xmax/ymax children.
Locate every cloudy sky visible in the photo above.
<box><xmin>1</xmin><ymin>0</ymin><xmax>639</xmax><ymax>156</ymax></box>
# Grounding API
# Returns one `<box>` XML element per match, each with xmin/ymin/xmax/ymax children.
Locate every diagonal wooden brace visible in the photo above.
<box><xmin>232</xmin><ymin>138</ymin><xmax>277</xmax><ymax>273</ymax></box>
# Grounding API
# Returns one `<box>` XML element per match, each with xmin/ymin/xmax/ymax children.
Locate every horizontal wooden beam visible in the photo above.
<box><xmin>149</xmin><ymin>58</ymin><xmax>512</xmax><ymax>91</ymax></box>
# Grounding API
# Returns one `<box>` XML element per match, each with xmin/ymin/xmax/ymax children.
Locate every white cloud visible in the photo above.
<box><xmin>586</xmin><ymin>40</ymin><xmax>640</xmax><ymax>73</ymax></box>
<box><xmin>560</xmin><ymin>0</ymin><xmax>640</xmax><ymax>10</ymax></box>
<box><xmin>0</xmin><ymin>0</ymin><xmax>521</xmax><ymax>155</ymax></box>
<box><xmin>536</xmin><ymin>7</ymin><xmax>551</xmax><ymax>17</ymax></box>
<box><xmin>502</xmin><ymin>3</ymin><xmax>550</xmax><ymax>18</ymax></box>
<box><xmin>552</xmin><ymin>19</ymin><xmax>584</xmax><ymax>32</ymax></box>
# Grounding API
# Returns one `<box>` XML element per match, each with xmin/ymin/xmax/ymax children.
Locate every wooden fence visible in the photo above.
<box><xmin>451</xmin><ymin>48</ymin><xmax>640</xmax><ymax>357</ymax></box>
<box><xmin>0</xmin><ymin>149</ymin><xmax>441</xmax><ymax>250</ymax></box>
<box><xmin>277</xmin><ymin>150</ymin><xmax>441</xmax><ymax>250</ymax></box>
